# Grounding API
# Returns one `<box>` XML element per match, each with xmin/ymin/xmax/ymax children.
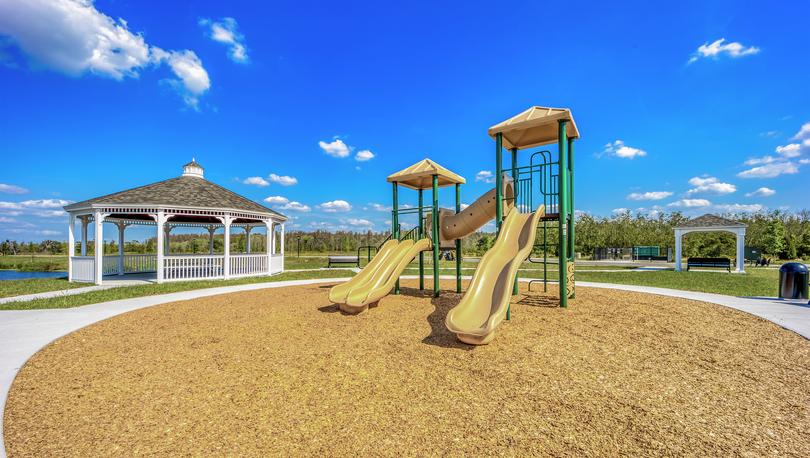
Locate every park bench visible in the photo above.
<box><xmin>327</xmin><ymin>255</ymin><xmax>360</xmax><ymax>268</ymax></box>
<box><xmin>686</xmin><ymin>257</ymin><xmax>731</xmax><ymax>272</ymax></box>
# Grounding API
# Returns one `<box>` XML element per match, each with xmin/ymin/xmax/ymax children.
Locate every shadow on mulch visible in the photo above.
<box><xmin>403</xmin><ymin>287</ymin><xmax>473</xmax><ymax>351</ymax></box>
<box><xmin>516</xmin><ymin>293</ymin><xmax>560</xmax><ymax>308</ymax></box>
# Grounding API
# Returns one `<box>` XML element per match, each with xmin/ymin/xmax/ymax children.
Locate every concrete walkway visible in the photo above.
<box><xmin>1</xmin><ymin>276</ymin><xmax>808</xmax><ymax>457</ymax></box>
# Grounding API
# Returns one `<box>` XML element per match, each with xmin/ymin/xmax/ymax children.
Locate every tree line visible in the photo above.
<box><xmin>2</xmin><ymin>210</ymin><xmax>809</xmax><ymax>260</ymax></box>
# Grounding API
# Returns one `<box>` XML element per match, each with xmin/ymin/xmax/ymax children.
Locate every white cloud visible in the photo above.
<box><xmin>800</xmin><ymin>158</ymin><xmax>810</xmax><ymax>165</ymax></box>
<box><xmin>199</xmin><ymin>17</ymin><xmax>248</xmax><ymax>63</ymax></box>
<box><xmin>0</xmin><ymin>183</ymin><xmax>28</xmax><ymax>194</ymax></box>
<box><xmin>460</xmin><ymin>203</ymin><xmax>469</xmax><ymax>210</ymax></box>
<box><xmin>686</xmin><ymin>176</ymin><xmax>736</xmax><ymax>195</ymax></box>
<box><xmin>280</xmin><ymin>201</ymin><xmax>310</xmax><ymax>212</ymax></box>
<box><xmin>626</xmin><ymin>191</ymin><xmax>672</xmax><ymax>201</ymax></box>
<box><xmin>714</xmin><ymin>203</ymin><xmax>764</xmax><ymax>213</ymax></box>
<box><xmin>791</xmin><ymin>122</ymin><xmax>810</xmax><ymax>141</ymax></box>
<box><xmin>263</xmin><ymin>195</ymin><xmax>289</xmax><ymax>204</ymax></box>
<box><xmin>354</xmin><ymin>149</ymin><xmax>375</xmax><ymax>162</ymax></box>
<box><xmin>475</xmin><ymin>170</ymin><xmax>495</xmax><ymax>184</ymax></box>
<box><xmin>601</xmin><ymin>140</ymin><xmax>647</xmax><ymax>159</ymax></box>
<box><xmin>37</xmin><ymin>229</ymin><xmax>61</xmax><ymax>236</ymax></box>
<box><xmin>738</xmin><ymin>161</ymin><xmax>799</xmax><ymax>178</ymax></box>
<box><xmin>21</xmin><ymin>199</ymin><xmax>71</xmax><ymax>208</ymax></box>
<box><xmin>368</xmin><ymin>203</ymin><xmax>391</xmax><ymax>212</ymax></box>
<box><xmin>268</xmin><ymin>173</ymin><xmax>298</xmax><ymax>186</ymax></box>
<box><xmin>775</xmin><ymin>143</ymin><xmax>801</xmax><ymax>158</ymax></box>
<box><xmin>319</xmin><ymin>139</ymin><xmax>350</xmax><ymax>158</ymax></box>
<box><xmin>318</xmin><ymin>200</ymin><xmax>351</xmax><ymax>213</ymax></box>
<box><xmin>0</xmin><ymin>202</ymin><xmax>23</xmax><ymax>210</ymax></box>
<box><xmin>668</xmin><ymin>199</ymin><xmax>711</xmax><ymax>208</ymax></box>
<box><xmin>744</xmin><ymin>155</ymin><xmax>778</xmax><ymax>166</ymax></box>
<box><xmin>0</xmin><ymin>0</ymin><xmax>210</xmax><ymax>108</ymax></box>
<box><xmin>344</xmin><ymin>218</ymin><xmax>373</xmax><ymax>227</ymax></box>
<box><xmin>243</xmin><ymin>176</ymin><xmax>269</xmax><ymax>187</ymax></box>
<box><xmin>612</xmin><ymin>208</ymin><xmax>631</xmax><ymax>215</ymax></box>
<box><xmin>0</xmin><ymin>217</ymin><xmax>17</xmax><ymax>223</ymax></box>
<box><xmin>35</xmin><ymin>210</ymin><xmax>66</xmax><ymax>217</ymax></box>
<box><xmin>688</xmin><ymin>38</ymin><xmax>760</xmax><ymax>64</ymax></box>
<box><xmin>745</xmin><ymin>187</ymin><xmax>776</xmax><ymax>198</ymax></box>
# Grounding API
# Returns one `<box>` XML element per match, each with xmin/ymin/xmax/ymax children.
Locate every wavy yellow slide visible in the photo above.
<box><xmin>445</xmin><ymin>205</ymin><xmax>545</xmax><ymax>345</ymax></box>
<box><xmin>328</xmin><ymin>239</ymin><xmax>399</xmax><ymax>304</ymax></box>
<box><xmin>334</xmin><ymin>238</ymin><xmax>431</xmax><ymax>314</ymax></box>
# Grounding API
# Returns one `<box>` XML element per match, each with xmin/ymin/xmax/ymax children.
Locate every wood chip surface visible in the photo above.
<box><xmin>5</xmin><ymin>281</ymin><xmax>810</xmax><ymax>456</ymax></box>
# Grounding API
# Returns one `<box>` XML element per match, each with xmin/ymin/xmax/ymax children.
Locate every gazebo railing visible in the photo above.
<box><xmin>163</xmin><ymin>255</ymin><xmax>225</xmax><ymax>281</ymax></box>
<box><xmin>102</xmin><ymin>254</ymin><xmax>157</xmax><ymax>275</ymax></box>
<box><xmin>230</xmin><ymin>253</ymin><xmax>268</xmax><ymax>277</ymax></box>
<box><xmin>70</xmin><ymin>256</ymin><xmax>95</xmax><ymax>282</ymax></box>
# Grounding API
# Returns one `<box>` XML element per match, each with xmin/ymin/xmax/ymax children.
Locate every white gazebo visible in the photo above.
<box><xmin>674</xmin><ymin>214</ymin><xmax>746</xmax><ymax>273</ymax></box>
<box><xmin>64</xmin><ymin>160</ymin><xmax>287</xmax><ymax>284</ymax></box>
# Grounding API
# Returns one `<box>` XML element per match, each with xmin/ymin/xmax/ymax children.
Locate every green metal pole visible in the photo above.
<box><xmin>455</xmin><ymin>183</ymin><xmax>462</xmax><ymax>293</ymax></box>
<box><xmin>557</xmin><ymin>120</ymin><xmax>569</xmax><ymax>308</ymax></box>
<box><xmin>393</xmin><ymin>182</ymin><xmax>400</xmax><ymax>295</ymax></box>
<box><xmin>432</xmin><ymin>174</ymin><xmax>440</xmax><ymax>297</ymax></box>
<box><xmin>418</xmin><ymin>188</ymin><xmax>424</xmax><ymax>290</ymax></box>
<box><xmin>495</xmin><ymin>133</ymin><xmax>503</xmax><ymax>233</ymax></box>
<box><xmin>568</xmin><ymin>137</ymin><xmax>576</xmax><ymax>299</ymax></box>
<box><xmin>511</xmin><ymin>147</ymin><xmax>519</xmax><ymax>298</ymax></box>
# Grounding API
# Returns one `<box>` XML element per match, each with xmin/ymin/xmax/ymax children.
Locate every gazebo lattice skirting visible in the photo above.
<box><xmin>64</xmin><ymin>160</ymin><xmax>287</xmax><ymax>284</ymax></box>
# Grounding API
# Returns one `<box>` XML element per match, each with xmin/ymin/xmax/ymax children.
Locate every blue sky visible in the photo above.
<box><xmin>0</xmin><ymin>0</ymin><xmax>808</xmax><ymax>242</ymax></box>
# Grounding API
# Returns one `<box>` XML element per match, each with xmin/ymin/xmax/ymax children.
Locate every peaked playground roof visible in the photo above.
<box><xmin>387</xmin><ymin>158</ymin><xmax>466</xmax><ymax>190</ymax></box>
<box><xmin>488</xmin><ymin>106</ymin><xmax>580</xmax><ymax>150</ymax></box>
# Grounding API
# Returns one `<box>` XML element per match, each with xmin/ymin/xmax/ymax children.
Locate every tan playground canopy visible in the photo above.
<box><xmin>387</xmin><ymin>158</ymin><xmax>466</xmax><ymax>190</ymax></box>
<box><xmin>488</xmin><ymin>106</ymin><xmax>580</xmax><ymax>150</ymax></box>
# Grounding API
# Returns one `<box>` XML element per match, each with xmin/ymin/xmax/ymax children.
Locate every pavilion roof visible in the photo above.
<box><xmin>488</xmin><ymin>106</ymin><xmax>580</xmax><ymax>150</ymax></box>
<box><xmin>676</xmin><ymin>214</ymin><xmax>746</xmax><ymax>229</ymax></box>
<box><xmin>386</xmin><ymin>158</ymin><xmax>466</xmax><ymax>190</ymax></box>
<box><xmin>64</xmin><ymin>164</ymin><xmax>286</xmax><ymax>219</ymax></box>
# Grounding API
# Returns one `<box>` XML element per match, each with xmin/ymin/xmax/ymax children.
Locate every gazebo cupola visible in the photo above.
<box><xmin>182</xmin><ymin>159</ymin><xmax>205</xmax><ymax>178</ymax></box>
<box><xmin>63</xmin><ymin>160</ymin><xmax>288</xmax><ymax>285</ymax></box>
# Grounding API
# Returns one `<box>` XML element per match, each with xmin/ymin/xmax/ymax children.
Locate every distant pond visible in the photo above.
<box><xmin>0</xmin><ymin>270</ymin><xmax>68</xmax><ymax>281</ymax></box>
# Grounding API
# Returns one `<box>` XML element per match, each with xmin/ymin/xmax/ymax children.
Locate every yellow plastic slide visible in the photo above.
<box><xmin>445</xmin><ymin>205</ymin><xmax>545</xmax><ymax>345</ymax></box>
<box><xmin>331</xmin><ymin>238</ymin><xmax>431</xmax><ymax>314</ymax></box>
<box><xmin>328</xmin><ymin>239</ymin><xmax>398</xmax><ymax>304</ymax></box>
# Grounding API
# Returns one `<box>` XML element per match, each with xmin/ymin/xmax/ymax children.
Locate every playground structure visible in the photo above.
<box><xmin>329</xmin><ymin>106</ymin><xmax>578</xmax><ymax>343</ymax></box>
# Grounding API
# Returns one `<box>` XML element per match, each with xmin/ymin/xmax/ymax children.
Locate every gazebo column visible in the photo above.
<box><xmin>117</xmin><ymin>222</ymin><xmax>127</xmax><ymax>275</ymax></box>
<box><xmin>221</xmin><ymin>215</ymin><xmax>234</xmax><ymax>279</ymax></box>
<box><xmin>264</xmin><ymin>221</ymin><xmax>273</xmax><ymax>275</ymax></box>
<box><xmin>674</xmin><ymin>229</ymin><xmax>683</xmax><ymax>272</ymax></box>
<box><xmin>735</xmin><ymin>228</ymin><xmax>745</xmax><ymax>273</ymax></box>
<box><xmin>155</xmin><ymin>212</ymin><xmax>166</xmax><ymax>283</ymax></box>
<box><xmin>245</xmin><ymin>226</ymin><xmax>253</xmax><ymax>254</ymax></box>
<box><xmin>280</xmin><ymin>223</ymin><xmax>285</xmax><ymax>271</ymax></box>
<box><xmin>80</xmin><ymin>216</ymin><xmax>88</xmax><ymax>256</ymax></box>
<box><xmin>93</xmin><ymin>211</ymin><xmax>106</xmax><ymax>285</ymax></box>
<box><xmin>164</xmin><ymin>225</ymin><xmax>172</xmax><ymax>255</ymax></box>
<box><xmin>207</xmin><ymin>225</ymin><xmax>216</xmax><ymax>255</ymax></box>
<box><xmin>67</xmin><ymin>214</ymin><xmax>76</xmax><ymax>282</ymax></box>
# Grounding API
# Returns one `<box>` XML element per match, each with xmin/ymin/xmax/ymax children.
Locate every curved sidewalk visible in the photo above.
<box><xmin>1</xmin><ymin>277</ymin><xmax>808</xmax><ymax>457</ymax></box>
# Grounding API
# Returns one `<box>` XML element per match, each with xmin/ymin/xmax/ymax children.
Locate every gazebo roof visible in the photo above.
<box><xmin>488</xmin><ymin>106</ymin><xmax>580</xmax><ymax>150</ymax></box>
<box><xmin>676</xmin><ymin>214</ymin><xmax>747</xmax><ymax>229</ymax></box>
<box><xmin>64</xmin><ymin>161</ymin><xmax>286</xmax><ymax>219</ymax></box>
<box><xmin>386</xmin><ymin>158</ymin><xmax>466</xmax><ymax>190</ymax></box>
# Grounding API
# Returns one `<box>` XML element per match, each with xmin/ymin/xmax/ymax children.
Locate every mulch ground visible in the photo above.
<box><xmin>5</xmin><ymin>280</ymin><xmax>810</xmax><ymax>457</ymax></box>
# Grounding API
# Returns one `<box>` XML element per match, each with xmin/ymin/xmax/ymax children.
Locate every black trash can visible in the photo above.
<box><xmin>778</xmin><ymin>262</ymin><xmax>809</xmax><ymax>299</ymax></box>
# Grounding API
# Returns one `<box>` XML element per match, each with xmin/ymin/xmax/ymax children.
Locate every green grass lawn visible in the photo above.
<box><xmin>0</xmin><ymin>255</ymin><xmax>67</xmax><ymax>271</ymax></box>
<box><xmin>0</xmin><ymin>270</ymin><xmax>349</xmax><ymax>311</ymax></box>
<box><xmin>0</xmin><ymin>277</ymin><xmax>86</xmax><ymax>298</ymax></box>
